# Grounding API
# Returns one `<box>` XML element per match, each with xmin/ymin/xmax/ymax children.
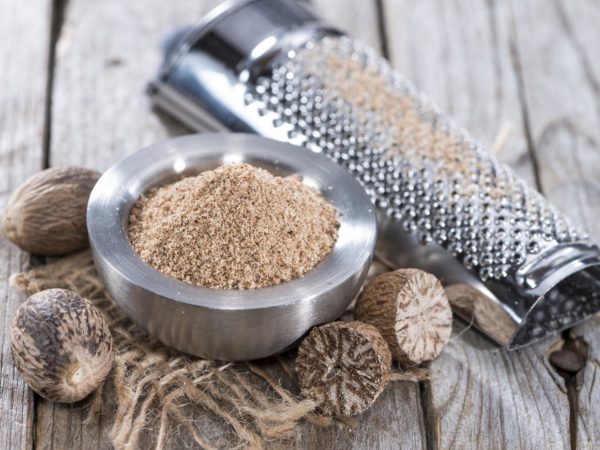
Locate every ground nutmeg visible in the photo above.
<box><xmin>128</xmin><ymin>163</ymin><xmax>339</xmax><ymax>290</ymax></box>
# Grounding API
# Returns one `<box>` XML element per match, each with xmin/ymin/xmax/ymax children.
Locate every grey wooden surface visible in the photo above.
<box><xmin>1</xmin><ymin>0</ymin><xmax>599</xmax><ymax>448</ymax></box>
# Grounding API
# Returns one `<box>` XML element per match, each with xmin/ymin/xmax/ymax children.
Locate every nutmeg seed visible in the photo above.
<box><xmin>11</xmin><ymin>288</ymin><xmax>114</xmax><ymax>403</ymax></box>
<box><xmin>355</xmin><ymin>268</ymin><xmax>452</xmax><ymax>366</ymax></box>
<box><xmin>2</xmin><ymin>167</ymin><xmax>101</xmax><ymax>255</ymax></box>
<box><xmin>296</xmin><ymin>321</ymin><xmax>391</xmax><ymax>417</ymax></box>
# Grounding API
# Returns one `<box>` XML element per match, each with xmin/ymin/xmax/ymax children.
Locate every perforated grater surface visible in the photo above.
<box><xmin>148</xmin><ymin>0</ymin><xmax>600</xmax><ymax>348</ymax></box>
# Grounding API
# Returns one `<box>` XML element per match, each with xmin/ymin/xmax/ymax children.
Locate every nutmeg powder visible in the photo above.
<box><xmin>128</xmin><ymin>163</ymin><xmax>339</xmax><ymax>290</ymax></box>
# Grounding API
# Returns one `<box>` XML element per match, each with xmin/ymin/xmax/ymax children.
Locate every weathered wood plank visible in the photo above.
<box><xmin>0</xmin><ymin>0</ymin><xmax>52</xmax><ymax>449</ymax></box>
<box><xmin>295</xmin><ymin>382</ymin><xmax>425</xmax><ymax>450</ymax></box>
<box><xmin>383</xmin><ymin>0</ymin><xmax>571</xmax><ymax>447</ymax></box>
<box><xmin>48</xmin><ymin>0</ymin><xmax>224</xmax><ymax>170</ymax></box>
<box><xmin>426</xmin><ymin>327</ymin><xmax>570</xmax><ymax>449</ymax></box>
<box><xmin>507</xmin><ymin>0</ymin><xmax>600</xmax><ymax>448</ymax></box>
<box><xmin>573</xmin><ymin>317</ymin><xmax>600</xmax><ymax>449</ymax></box>
<box><xmin>39</xmin><ymin>1</ymin><xmax>224</xmax><ymax>449</ymax></box>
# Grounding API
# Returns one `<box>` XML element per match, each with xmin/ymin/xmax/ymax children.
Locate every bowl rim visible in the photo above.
<box><xmin>87</xmin><ymin>133</ymin><xmax>377</xmax><ymax>311</ymax></box>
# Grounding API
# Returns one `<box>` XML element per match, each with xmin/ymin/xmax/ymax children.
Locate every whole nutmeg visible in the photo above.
<box><xmin>2</xmin><ymin>167</ymin><xmax>101</xmax><ymax>255</ymax></box>
<box><xmin>11</xmin><ymin>288</ymin><xmax>114</xmax><ymax>403</ymax></box>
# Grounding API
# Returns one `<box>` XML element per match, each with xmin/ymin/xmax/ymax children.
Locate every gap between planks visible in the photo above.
<box><xmin>42</xmin><ymin>0</ymin><xmax>68</xmax><ymax>170</ymax></box>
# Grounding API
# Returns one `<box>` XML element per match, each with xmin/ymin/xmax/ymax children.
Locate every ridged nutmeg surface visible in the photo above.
<box><xmin>355</xmin><ymin>268</ymin><xmax>452</xmax><ymax>366</ymax></box>
<box><xmin>295</xmin><ymin>321</ymin><xmax>391</xmax><ymax>417</ymax></box>
<box><xmin>11</xmin><ymin>288</ymin><xmax>114</xmax><ymax>403</ymax></box>
<box><xmin>2</xmin><ymin>167</ymin><xmax>101</xmax><ymax>255</ymax></box>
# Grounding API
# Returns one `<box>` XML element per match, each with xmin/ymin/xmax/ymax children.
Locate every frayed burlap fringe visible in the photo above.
<box><xmin>10</xmin><ymin>251</ymin><xmax>325</xmax><ymax>449</ymax></box>
<box><xmin>10</xmin><ymin>251</ymin><xmax>428</xmax><ymax>449</ymax></box>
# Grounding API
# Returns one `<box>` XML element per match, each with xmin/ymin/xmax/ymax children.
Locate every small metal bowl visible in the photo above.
<box><xmin>87</xmin><ymin>133</ymin><xmax>376</xmax><ymax>361</ymax></box>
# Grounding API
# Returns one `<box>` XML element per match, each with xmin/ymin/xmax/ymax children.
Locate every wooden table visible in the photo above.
<box><xmin>2</xmin><ymin>0</ymin><xmax>600</xmax><ymax>448</ymax></box>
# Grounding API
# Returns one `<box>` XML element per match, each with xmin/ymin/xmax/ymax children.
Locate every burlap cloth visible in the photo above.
<box><xmin>10</xmin><ymin>251</ymin><xmax>426</xmax><ymax>449</ymax></box>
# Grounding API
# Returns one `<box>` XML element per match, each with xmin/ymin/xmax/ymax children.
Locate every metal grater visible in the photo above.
<box><xmin>147</xmin><ymin>0</ymin><xmax>600</xmax><ymax>348</ymax></box>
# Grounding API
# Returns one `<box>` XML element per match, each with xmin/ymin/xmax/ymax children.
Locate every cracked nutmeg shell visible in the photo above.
<box><xmin>11</xmin><ymin>288</ymin><xmax>114</xmax><ymax>403</ymax></box>
<box><xmin>355</xmin><ymin>268</ymin><xmax>452</xmax><ymax>366</ymax></box>
<box><xmin>295</xmin><ymin>321</ymin><xmax>392</xmax><ymax>417</ymax></box>
<box><xmin>2</xmin><ymin>167</ymin><xmax>101</xmax><ymax>255</ymax></box>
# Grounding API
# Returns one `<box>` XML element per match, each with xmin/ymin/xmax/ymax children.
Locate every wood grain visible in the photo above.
<box><xmin>295</xmin><ymin>382</ymin><xmax>425</xmax><ymax>450</ymax></box>
<box><xmin>573</xmin><ymin>317</ymin><xmax>600</xmax><ymax>449</ymax></box>
<box><xmin>382</xmin><ymin>0</ymin><xmax>571</xmax><ymax>447</ymax></box>
<box><xmin>48</xmin><ymin>0</ymin><xmax>224</xmax><ymax>170</ymax></box>
<box><xmin>508</xmin><ymin>0</ymin><xmax>600</xmax><ymax>448</ymax></box>
<box><xmin>0</xmin><ymin>0</ymin><xmax>52</xmax><ymax>449</ymax></box>
<box><xmin>426</xmin><ymin>324</ymin><xmax>570</xmax><ymax>449</ymax></box>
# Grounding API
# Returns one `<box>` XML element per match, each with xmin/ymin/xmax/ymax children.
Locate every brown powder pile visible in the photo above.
<box><xmin>128</xmin><ymin>163</ymin><xmax>339</xmax><ymax>290</ymax></box>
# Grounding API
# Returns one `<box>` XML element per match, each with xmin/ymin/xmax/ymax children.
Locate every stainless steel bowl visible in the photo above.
<box><xmin>87</xmin><ymin>133</ymin><xmax>376</xmax><ymax>361</ymax></box>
